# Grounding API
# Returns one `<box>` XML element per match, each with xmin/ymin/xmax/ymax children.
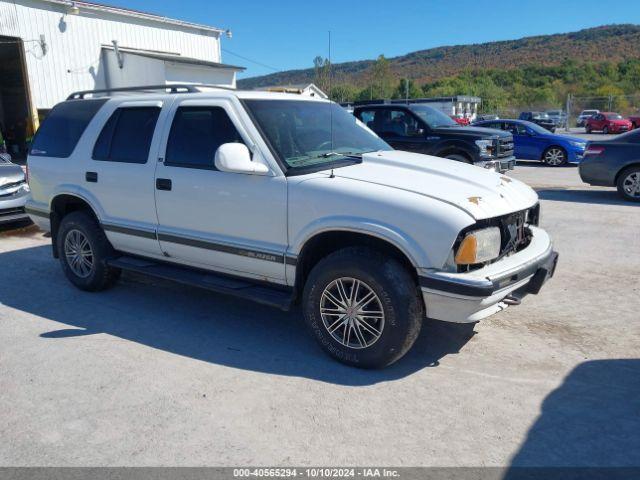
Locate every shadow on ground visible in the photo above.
<box><xmin>0</xmin><ymin>245</ymin><xmax>476</xmax><ymax>386</ymax></box>
<box><xmin>535</xmin><ymin>188</ymin><xmax>636</xmax><ymax>206</ymax></box>
<box><xmin>503</xmin><ymin>359</ymin><xmax>640</xmax><ymax>478</ymax></box>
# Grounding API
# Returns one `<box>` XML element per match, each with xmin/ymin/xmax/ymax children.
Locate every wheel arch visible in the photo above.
<box><xmin>292</xmin><ymin>228</ymin><xmax>421</xmax><ymax>297</ymax></box>
<box><xmin>615</xmin><ymin>162</ymin><xmax>640</xmax><ymax>185</ymax></box>
<box><xmin>49</xmin><ymin>193</ymin><xmax>101</xmax><ymax>258</ymax></box>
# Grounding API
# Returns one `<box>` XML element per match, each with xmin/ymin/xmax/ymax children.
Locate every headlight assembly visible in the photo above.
<box><xmin>475</xmin><ymin>139</ymin><xmax>494</xmax><ymax>157</ymax></box>
<box><xmin>455</xmin><ymin>227</ymin><xmax>501</xmax><ymax>265</ymax></box>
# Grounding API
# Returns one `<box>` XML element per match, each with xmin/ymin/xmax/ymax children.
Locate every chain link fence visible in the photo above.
<box><xmin>566</xmin><ymin>94</ymin><xmax>640</xmax><ymax>130</ymax></box>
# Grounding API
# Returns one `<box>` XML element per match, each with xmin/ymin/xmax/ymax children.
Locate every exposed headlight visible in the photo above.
<box><xmin>569</xmin><ymin>141</ymin><xmax>586</xmax><ymax>149</ymax></box>
<box><xmin>475</xmin><ymin>139</ymin><xmax>494</xmax><ymax>158</ymax></box>
<box><xmin>455</xmin><ymin>227</ymin><xmax>501</xmax><ymax>265</ymax></box>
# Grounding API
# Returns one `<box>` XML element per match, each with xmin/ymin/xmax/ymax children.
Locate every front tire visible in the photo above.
<box><xmin>616</xmin><ymin>166</ymin><xmax>640</xmax><ymax>202</ymax></box>
<box><xmin>542</xmin><ymin>147</ymin><xmax>567</xmax><ymax>166</ymax></box>
<box><xmin>585</xmin><ymin>125</ymin><xmax>592</xmax><ymax>134</ymax></box>
<box><xmin>57</xmin><ymin>211</ymin><xmax>121</xmax><ymax>291</ymax></box>
<box><xmin>302</xmin><ymin>247</ymin><xmax>423</xmax><ymax>368</ymax></box>
<box><xmin>444</xmin><ymin>153</ymin><xmax>471</xmax><ymax>164</ymax></box>
<box><xmin>603</xmin><ymin>126</ymin><xmax>609</xmax><ymax>135</ymax></box>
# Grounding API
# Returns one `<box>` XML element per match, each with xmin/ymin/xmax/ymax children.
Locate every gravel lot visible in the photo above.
<box><xmin>0</xmin><ymin>164</ymin><xmax>638</xmax><ymax>468</ymax></box>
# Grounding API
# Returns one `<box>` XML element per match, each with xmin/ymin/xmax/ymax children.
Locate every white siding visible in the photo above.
<box><xmin>0</xmin><ymin>0</ymin><xmax>222</xmax><ymax>109</ymax></box>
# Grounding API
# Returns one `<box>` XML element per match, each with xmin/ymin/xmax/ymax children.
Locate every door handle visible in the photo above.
<box><xmin>85</xmin><ymin>172</ymin><xmax>98</xmax><ymax>183</ymax></box>
<box><xmin>156</xmin><ymin>178</ymin><xmax>172</xmax><ymax>191</ymax></box>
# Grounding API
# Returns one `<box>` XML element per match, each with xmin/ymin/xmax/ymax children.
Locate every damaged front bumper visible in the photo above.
<box><xmin>418</xmin><ymin>226</ymin><xmax>558</xmax><ymax>323</ymax></box>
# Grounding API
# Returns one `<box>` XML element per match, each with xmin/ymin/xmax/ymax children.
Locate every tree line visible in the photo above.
<box><xmin>314</xmin><ymin>55</ymin><xmax>640</xmax><ymax>113</ymax></box>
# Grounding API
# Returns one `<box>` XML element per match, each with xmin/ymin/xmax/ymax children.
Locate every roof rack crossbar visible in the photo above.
<box><xmin>67</xmin><ymin>84</ymin><xmax>236</xmax><ymax>100</ymax></box>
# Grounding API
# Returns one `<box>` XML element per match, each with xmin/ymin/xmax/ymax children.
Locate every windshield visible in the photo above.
<box><xmin>409</xmin><ymin>105</ymin><xmax>457</xmax><ymax>128</ymax></box>
<box><xmin>547</xmin><ymin>111</ymin><xmax>561</xmax><ymax>116</ymax></box>
<box><xmin>583</xmin><ymin>110</ymin><xmax>598</xmax><ymax>116</ymax></box>
<box><xmin>532</xmin><ymin>112</ymin><xmax>549</xmax><ymax>119</ymax></box>
<box><xmin>606</xmin><ymin>113</ymin><xmax>623</xmax><ymax>120</ymax></box>
<box><xmin>244</xmin><ymin>100</ymin><xmax>390</xmax><ymax>172</ymax></box>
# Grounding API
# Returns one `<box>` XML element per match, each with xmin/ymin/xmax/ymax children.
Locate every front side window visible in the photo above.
<box><xmin>93</xmin><ymin>107</ymin><xmax>160</xmax><ymax>163</ymax></box>
<box><xmin>409</xmin><ymin>105</ymin><xmax>457</xmax><ymax>128</ymax></box>
<box><xmin>244</xmin><ymin>100</ymin><xmax>390</xmax><ymax>173</ymax></box>
<box><xmin>30</xmin><ymin>99</ymin><xmax>107</xmax><ymax>158</ymax></box>
<box><xmin>165</xmin><ymin>106</ymin><xmax>244</xmax><ymax>169</ymax></box>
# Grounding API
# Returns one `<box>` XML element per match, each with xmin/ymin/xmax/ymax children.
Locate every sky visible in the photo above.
<box><xmin>106</xmin><ymin>0</ymin><xmax>640</xmax><ymax>79</ymax></box>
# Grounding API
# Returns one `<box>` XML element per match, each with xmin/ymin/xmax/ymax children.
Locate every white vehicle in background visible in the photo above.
<box><xmin>577</xmin><ymin>109</ymin><xmax>600</xmax><ymax>127</ymax></box>
<box><xmin>25</xmin><ymin>85</ymin><xmax>558</xmax><ymax>368</ymax></box>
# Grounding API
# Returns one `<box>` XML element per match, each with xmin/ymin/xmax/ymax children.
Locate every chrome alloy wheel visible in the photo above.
<box><xmin>320</xmin><ymin>277</ymin><xmax>385</xmax><ymax>349</ymax></box>
<box><xmin>64</xmin><ymin>229</ymin><xmax>94</xmax><ymax>278</ymax></box>
<box><xmin>544</xmin><ymin>148</ymin><xmax>566</xmax><ymax>166</ymax></box>
<box><xmin>622</xmin><ymin>171</ymin><xmax>640</xmax><ymax>198</ymax></box>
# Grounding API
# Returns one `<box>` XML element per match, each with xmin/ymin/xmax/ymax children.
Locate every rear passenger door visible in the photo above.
<box><xmin>84</xmin><ymin>100</ymin><xmax>168</xmax><ymax>257</ymax></box>
<box><xmin>153</xmin><ymin>98</ymin><xmax>288</xmax><ymax>283</ymax></box>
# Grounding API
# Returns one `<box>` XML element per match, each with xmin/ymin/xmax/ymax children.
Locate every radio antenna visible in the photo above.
<box><xmin>328</xmin><ymin>30</ymin><xmax>334</xmax><ymax>155</ymax></box>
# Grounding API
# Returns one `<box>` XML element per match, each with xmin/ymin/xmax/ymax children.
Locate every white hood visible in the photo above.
<box><xmin>333</xmin><ymin>150</ymin><xmax>538</xmax><ymax>220</ymax></box>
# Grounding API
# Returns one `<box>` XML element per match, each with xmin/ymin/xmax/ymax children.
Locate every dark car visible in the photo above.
<box><xmin>518</xmin><ymin>112</ymin><xmax>556</xmax><ymax>132</ymax></box>
<box><xmin>354</xmin><ymin>104</ymin><xmax>515</xmax><ymax>172</ymax></box>
<box><xmin>579</xmin><ymin>129</ymin><xmax>640</xmax><ymax>202</ymax></box>
<box><xmin>473</xmin><ymin>119</ymin><xmax>586</xmax><ymax>166</ymax></box>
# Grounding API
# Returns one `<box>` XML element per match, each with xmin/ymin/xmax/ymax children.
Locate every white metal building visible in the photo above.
<box><xmin>0</xmin><ymin>0</ymin><xmax>243</xmax><ymax>157</ymax></box>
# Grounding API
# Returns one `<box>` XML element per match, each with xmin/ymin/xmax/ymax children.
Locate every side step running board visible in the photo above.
<box><xmin>107</xmin><ymin>256</ymin><xmax>294</xmax><ymax>311</ymax></box>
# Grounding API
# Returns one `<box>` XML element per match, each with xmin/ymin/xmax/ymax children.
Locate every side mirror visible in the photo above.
<box><xmin>214</xmin><ymin>143</ymin><xmax>269</xmax><ymax>175</ymax></box>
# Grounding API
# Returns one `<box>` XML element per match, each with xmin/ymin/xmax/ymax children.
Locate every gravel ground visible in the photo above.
<box><xmin>0</xmin><ymin>166</ymin><xmax>638</xmax><ymax>467</ymax></box>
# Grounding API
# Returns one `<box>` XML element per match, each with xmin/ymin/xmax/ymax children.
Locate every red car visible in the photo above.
<box><xmin>585</xmin><ymin>112</ymin><xmax>632</xmax><ymax>134</ymax></box>
<box><xmin>450</xmin><ymin>115</ymin><xmax>470</xmax><ymax>126</ymax></box>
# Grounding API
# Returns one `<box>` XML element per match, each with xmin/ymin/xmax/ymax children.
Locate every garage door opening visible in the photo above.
<box><xmin>0</xmin><ymin>36</ymin><xmax>34</xmax><ymax>163</ymax></box>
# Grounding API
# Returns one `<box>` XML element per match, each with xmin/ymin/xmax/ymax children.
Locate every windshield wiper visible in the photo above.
<box><xmin>319</xmin><ymin>151</ymin><xmax>364</xmax><ymax>158</ymax></box>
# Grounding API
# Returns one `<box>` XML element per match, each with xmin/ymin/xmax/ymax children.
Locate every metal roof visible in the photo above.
<box><xmin>102</xmin><ymin>46</ymin><xmax>245</xmax><ymax>71</ymax></box>
<box><xmin>39</xmin><ymin>0</ymin><xmax>227</xmax><ymax>34</ymax></box>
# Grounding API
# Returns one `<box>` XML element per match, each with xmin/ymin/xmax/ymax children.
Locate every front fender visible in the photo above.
<box><xmin>290</xmin><ymin>216</ymin><xmax>427</xmax><ymax>268</ymax></box>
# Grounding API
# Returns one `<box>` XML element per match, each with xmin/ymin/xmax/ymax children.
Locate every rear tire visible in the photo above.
<box><xmin>57</xmin><ymin>211</ymin><xmax>121</xmax><ymax>291</ymax></box>
<box><xmin>302</xmin><ymin>247</ymin><xmax>423</xmax><ymax>369</ymax></box>
<box><xmin>616</xmin><ymin>166</ymin><xmax>640</xmax><ymax>202</ymax></box>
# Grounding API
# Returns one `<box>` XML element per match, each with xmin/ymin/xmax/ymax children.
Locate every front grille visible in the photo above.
<box><xmin>455</xmin><ymin>203</ymin><xmax>539</xmax><ymax>272</ymax></box>
<box><xmin>496</xmin><ymin>136</ymin><xmax>514</xmax><ymax>158</ymax></box>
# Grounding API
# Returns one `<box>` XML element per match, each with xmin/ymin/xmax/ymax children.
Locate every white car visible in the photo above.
<box><xmin>25</xmin><ymin>85</ymin><xmax>558</xmax><ymax>368</ymax></box>
<box><xmin>577</xmin><ymin>109</ymin><xmax>599</xmax><ymax>127</ymax></box>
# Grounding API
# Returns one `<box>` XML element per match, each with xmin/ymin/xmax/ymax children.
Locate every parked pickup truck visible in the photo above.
<box><xmin>26</xmin><ymin>85</ymin><xmax>557</xmax><ymax>368</ymax></box>
<box><xmin>353</xmin><ymin>103</ymin><xmax>516</xmax><ymax>172</ymax></box>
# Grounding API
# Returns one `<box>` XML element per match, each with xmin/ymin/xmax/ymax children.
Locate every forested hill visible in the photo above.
<box><xmin>238</xmin><ymin>25</ymin><xmax>640</xmax><ymax>89</ymax></box>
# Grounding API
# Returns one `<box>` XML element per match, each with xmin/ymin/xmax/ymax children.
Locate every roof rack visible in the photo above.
<box><xmin>67</xmin><ymin>84</ymin><xmax>237</xmax><ymax>100</ymax></box>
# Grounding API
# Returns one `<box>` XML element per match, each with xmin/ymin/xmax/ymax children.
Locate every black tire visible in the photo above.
<box><xmin>603</xmin><ymin>126</ymin><xmax>609</xmax><ymax>135</ymax></box>
<box><xmin>585</xmin><ymin>125</ymin><xmax>592</xmax><ymax>134</ymax></box>
<box><xmin>57</xmin><ymin>210</ymin><xmax>121</xmax><ymax>291</ymax></box>
<box><xmin>444</xmin><ymin>153</ymin><xmax>471</xmax><ymax>164</ymax></box>
<box><xmin>302</xmin><ymin>247</ymin><xmax>423</xmax><ymax>368</ymax></box>
<box><xmin>616</xmin><ymin>166</ymin><xmax>640</xmax><ymax>202</ymax></box>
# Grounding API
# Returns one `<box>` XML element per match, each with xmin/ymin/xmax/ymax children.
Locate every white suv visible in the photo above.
<box><xmin>26</xmin><ymin>85</ymin><xmax>558</xmax><ymax>368</ymax></box>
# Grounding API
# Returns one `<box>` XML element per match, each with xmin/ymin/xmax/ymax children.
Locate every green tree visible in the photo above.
<box><xmin>313</xmin><ymin>56</ymin><xmax>331</xmax><ymax>94</ymax></box>
<box><xmin>393</xmin><ymin>79</ymin><xmax>422</xmax><ymax>100</ymax></box>
<box><xmin>369</xmin><ymin>55</ymin><xmax>394</xmax><ymax>99</ymax></box>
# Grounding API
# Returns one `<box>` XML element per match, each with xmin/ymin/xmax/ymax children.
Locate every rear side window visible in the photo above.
<box><xmin>165</xmin><ymin>106</ymin><xmax>244</xmax><ymax>169</ymax></box>
<box><xmin>30</xmin><ymin>99</ymin><xmax>107</xmax><ymax>158</ymax></box>
<box><xmin>93</xmin><ymin>107</ymin><xmax>160</xmax><ymax>164</ymax></box>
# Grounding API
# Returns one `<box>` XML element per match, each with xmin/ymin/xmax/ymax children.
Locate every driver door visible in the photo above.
<box><xmin>359</xmin><ymin>108</ymin><xmax>428</xmax><ymax>154</ymax></box>
<box><xmin>153</xmin><ymin>98</ymin><xmax>288</xmax><ymax>283</ymax></box>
